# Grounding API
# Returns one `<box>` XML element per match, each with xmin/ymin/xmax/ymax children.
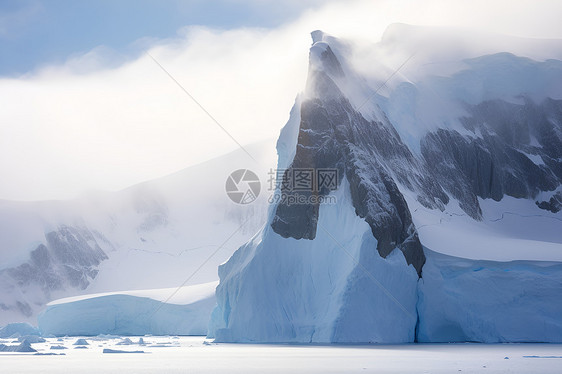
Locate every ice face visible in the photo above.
<box><xmin>210</xmin><ymin>178</ymin><xmax>419</xmax><ymax>343</ymax></box>
<box><xmin>417</xmin><ymin>249</ymin><xmax>562</xmax><ymax>343</ymax></box>
<box><xmin>38</xmin><ymin>282</ymin><xmax>217</xmax><ymax>336</ymax></box>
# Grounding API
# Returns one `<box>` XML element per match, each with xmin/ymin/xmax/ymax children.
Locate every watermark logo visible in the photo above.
<box><xmin>268</xmin><ymin>192</ymin><xmax>337</xmax><ymax>206</ymax></box>
<box><xmin>225</xmin><ymin>169</ymin><xmax>261</xmax><ymax>204</ymax></box>
<box><xmin>267</xmin><ymin>168</ymin><xmax>339</xmax><ymax>192</ymax></box>
<box><xmin>267</xmin><ymin>168</ymin><xmax>339</xmax><ymax>206</ymax></box>
<box><xmin>226</xmin><ymin>168</ymin><xmax>339</xmax><ymax>205</ymax></box>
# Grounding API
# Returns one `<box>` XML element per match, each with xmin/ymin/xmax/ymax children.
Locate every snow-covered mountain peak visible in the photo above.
<box><xmin>306</xmin><ymin>34</ymin><xmax>346</xmax><ymax>100</ymax></box>
<box><xmin>310</xmin><ymin>30</ymin><xmax>326</xmax><ymax>44</ymax></box>
<box><xmin>210</xmin><ymin>28</ymin><xmax>562</xmax><ymax>343</ymax></box>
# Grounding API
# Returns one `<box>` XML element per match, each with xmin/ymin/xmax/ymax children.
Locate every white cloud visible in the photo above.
<box><xmin>0</xmin><ymin>25</ymin><xmax>310</xmax><ymax>200</ymax></box>
<box><xmin>1</xmin><ymin>0</ymin><xmax>561</xmax><ymax>200</ymax></box>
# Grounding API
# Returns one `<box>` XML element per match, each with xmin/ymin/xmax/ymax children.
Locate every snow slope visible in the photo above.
<box><xmin>403</xmin><ymin>191</ymin><xmax>562</xmax><ymax>262</ymax></box>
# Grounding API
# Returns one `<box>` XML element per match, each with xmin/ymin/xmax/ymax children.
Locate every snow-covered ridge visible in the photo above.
<box><xmin>47</xmin><ymin>281</ymin><xmax>217</xmax><ymax>306</ymax></box>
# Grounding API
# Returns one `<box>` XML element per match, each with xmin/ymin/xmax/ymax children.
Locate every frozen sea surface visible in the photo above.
<box><xmin>1</xmin><ymin>336</ymin><xmax>562</xmax><ymax>373</ymax></box>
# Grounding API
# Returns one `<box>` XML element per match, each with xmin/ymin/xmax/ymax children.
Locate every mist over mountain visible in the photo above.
<box><xmin>0</xmin><ymin>142</ymin><xmax>275</xmax><ymax>325</ymax></box>
<box><xmin>1</xmin><ymin>24</ymin><xmax>561</xmax><ymax>344</ymax></box>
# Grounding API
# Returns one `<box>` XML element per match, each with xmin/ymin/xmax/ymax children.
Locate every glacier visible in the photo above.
<box><xmin>209</xmin><ymin>26</ymin><xmax>562</xmax><ymax>343</ymax></box>
<box><xmin>418</xmin><ymin>249</ymin><xmax>562</xmax><ymax>343</ymax></box>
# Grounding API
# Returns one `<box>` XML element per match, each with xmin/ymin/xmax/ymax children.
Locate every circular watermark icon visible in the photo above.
<box><xmin>225</xmin><ymin>169</ymin><xmax>261</xmax><ymax>204</ymax></box>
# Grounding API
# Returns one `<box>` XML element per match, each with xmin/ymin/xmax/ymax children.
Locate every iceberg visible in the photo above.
<box><xmin>0</xmin><ymin>340</ymin><xmax>36</xmax><ymax>352</ymax></box>
<box><xmin>0</xmin><ymin>322</ymin><xmax>39</xmax><ymax>338</ymax></box>
<box><xmin>209</xmin><ymin>27</ymin><xmax>562</xmax><ymax>343</ymax></box>
<box><xmin>39</xmin><ymin>282</ymin><xmax>217</xmax><ymax>336</ymax></box>
<box><xmin>210</xmin><ymin>180</ymin><xmax>419</xmax><ymax>343</ymax></box>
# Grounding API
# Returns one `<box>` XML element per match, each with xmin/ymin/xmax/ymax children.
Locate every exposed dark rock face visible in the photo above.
<box><xmin>0</xmin><ymin>226</ymin><xmax>108</xmax><ymax>317</ymax></box>
<box><xmin>271</xmin><ymin>36</ymin><xmax>562</xmax><ymax>278</ymax></box>
<box><xmin>46</xmin><ymin>226</ymin><xmax>108</xmax><ymax>288</ymax></box>
<box><xmin>536</xmin><ymin>191</ymin><xmax>562</xmax><ymax>213</ymax></box>
<box><xmin>7</xmin><ymin>244</ymin><xmax>63</xmax><ymax>293</ymax></box>
<box><xmin>271</xmin><ymin>44</ymin><xmax>445</xmax><ymax>276</ymax></box>
<box><xmin>421</xmin><ymin>99</ymin><xmax>562</xmax><ymax>219</ymax></box>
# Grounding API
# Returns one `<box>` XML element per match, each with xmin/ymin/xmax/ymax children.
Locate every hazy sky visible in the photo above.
<box><xmin>1</xmin><ymin>0</ymin><xmax>562</xmax><ymax>201</ymax></box>
<box><xmin>0</xmin><ymin>0</ymin><xmax>327</xmax><ymax>76</ymax></box>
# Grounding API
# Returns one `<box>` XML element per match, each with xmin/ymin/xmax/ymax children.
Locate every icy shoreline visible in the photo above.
<box><xmin>1</xmin><ymin>336</ymin><xmax>562</xmax><ymax>374</ymax></box>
